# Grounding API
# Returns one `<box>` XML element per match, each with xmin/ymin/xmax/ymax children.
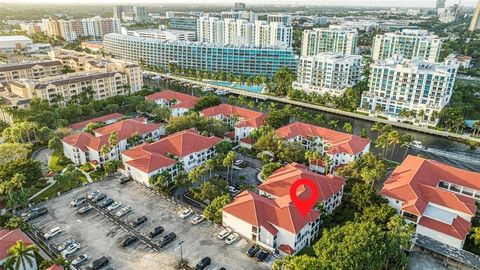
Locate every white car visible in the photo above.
<box><xmin>225</xmin><ymin>233</ymin><xmax>239</xmax><ymax>245</ymax></box>
<box><xmin>115</xmin><ymin>206</ymin><xmax>131</xmax><ymax>218</ymax></box>
<box><xmin>44</xmin><ymin>226</ymin><xmax>62</xmax><ymax>239</ymax></box>
<box><xmin>87</xmin><ymin>190</ymin><xmax>101</xmax><ymax>200</ymax></box>
<box><xmin>218</xmin><ymin>228</ymin><xmax>231</xmax><ymax>240</ymax></box>
<box><xmin>228</xmin><ymin>186</ymin><xmax>239</xmax><ymax>194</ymax></box>
<box><xmin>191</xmin><ymin>215</ymin><xmax>204</xmax><ymax>225</ymax></box>
<box><xmin>61</xmin><ymin>242</ymin><xmax>80</xmax><ymax>257</ymax></box>
<box><xmin>72</xmin><ymin>254</ymin><xmax>89</xmax><ymax>267</ymax></box>
<box><xmin>215</xmin><ymin>90</ymin><xmax>228</xmax><ymax>96</ymax></box>
<box><xmin>57</xmin><ymin>239</ymin><xmax>76</xmax><ymax>252</ymax></box>
<box><xmin>179</xmin><ymin>209</ymin><xmax>193</xmax><ymax>219</ymax></box>
<box><xmin>234</xmin><ymin>160</ymin><xmax>244</xmax><ymax>166</ymax></box>
<box><xmin>107</xmin><ymin>201</ymin><xmax>122</xmax><ymax>211</ymax></box>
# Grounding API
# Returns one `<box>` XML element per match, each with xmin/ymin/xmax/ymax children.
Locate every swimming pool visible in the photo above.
<box><xmin>203</xmin><ymin>80</ymin><xmax>265</xmax><ymax>93</ymax></box>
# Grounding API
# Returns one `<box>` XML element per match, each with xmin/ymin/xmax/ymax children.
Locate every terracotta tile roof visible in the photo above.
<box><xmin>0</xmin><ymin>60</ymin><xmax>62</xmax><ymax>72</ymax></box>
<box><xmin>122</xmin><ymin>129</ymin><xmax>221</xmax><ymax>173</ymax></box>
<box><xmin>0</xmin><ymin>228</ymin><xmax>34</xmax><ymax>260</ymax></box>
<box><xmin>223</xmin><ymin>190</ymin><xmax>319</xmax><ymax>234</ymax></box>
<box><xmin>258</xmin><ymin>163</ymin><xmax>345</xmax><ymax>202</ymax></box>
<box><xmin>278</xmin><ymin>244</ymin><xmax>295</xmax><ymax>255</ymax></box>
<box><xmin>145</xmin><ymin>90</ymin><xmax>199</xmax><ymax>109</ymax></box>
<box><xmin>69</xmin><ymin>113</ymin><xmax>124</xmax><ymax>131</ymax></box>
<box><xmin>201</xmin><ymin>104</ymin><xmax>266</xmax><ymax>129</ymax></box>
<box><xmin>62</xmin><ymin>132</ymin><xmax>102</xmax><ymax>152</ymax></box>
<box><xmin>276</xmin><ymin>122</ymin><xmax>370</xmax><ymax>155</ymax></box>
<box><xmin>380</xmin><ymin>155</ymin><xmax>480</xmax><ymax>217</ymax></box>
<box><xmin>418</xmin><ymin>216</ymin><xmax>471</xmax><ymax>240</ymax></box>
<box><xmin>46</xmin><ymin>265</ymin><xmax>63</xmax><ymax>270</ymax></box>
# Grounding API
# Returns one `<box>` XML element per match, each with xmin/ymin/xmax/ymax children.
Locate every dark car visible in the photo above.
<box><xmin>131</xmin><ymin>216</ymin><xmax>147</xmax><ymax>227</ymax></box>
<box><xmin>195</xmin><ymin>257</ymin><xmax>211</xmax><ymax>270</ymax></box>
<box><xmin>98</xmin><ymin>198</ymin><xmax>114</xmax><ymax>208</ymax></box>
<box><xmin>148</xmin><ymin>226</ymin><xmax>164</xmax><ymax>238</ymax></box>
<box><xmin>120</xmin><ymin>235</ymin><xmax>139</xmax><ymax>247</ymax></box>
<box><xmin>158</xmin><ymin>232</ymin><xmax>176</xmax><ymax>248</ymax></box>
<box><xmin>91</xmin><ymin>193</ymin><xmax>106</xmax><ymax>202</ymax></box>
<box><xmin>247</xmin><ymin>245</ymin><xmax>260</xmax><ymax>257</ymax></box>
<box><xmin>25</xmin><ymin>207</ymin><xmax>48</xmax><ymax>221</ymax></box>
<box><xmin>219</xmin><ymin>268</ymin><xmax>226</xmax><ymax>270</ymax></box>
<box><xmin>119</xmin><ymin>177</ymin><xmax>132</xmax><ymax>185</ymax></box>
<box><xmin>85</xmin><ymin>256</ymin><xmax>109</xmax><ymax>270</ymax></box>
<box><xmin>78</xmin><ymin>205</ymin><xmax>94</xmax><ymax>214</ymax></box>
<box><xmin>256</xmin><ymin>250</ymin><xmax>269</xmax><ymax>262</ymax></box>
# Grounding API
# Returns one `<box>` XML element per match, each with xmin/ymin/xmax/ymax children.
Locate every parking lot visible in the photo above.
<box><xmin>27</xmin><ymin>176</ymin><xmax>272</xmax><ymax>270</ymax></box>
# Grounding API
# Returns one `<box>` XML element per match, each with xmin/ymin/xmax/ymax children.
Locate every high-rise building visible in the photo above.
<box><xmin>293</xmin><ymin>53</ymin><xmax>362</xmax><ymax>96</ymax></box>
<box><xmin>103</xmin><ymin>33</ymin><xmax>298</xmax><ymax>77</ymax></box>
<box><xmin>197</xmin><ymin>17</ymin><xmax>292</xmax><ymax>47</ymax></box>
<box><xmin>372</xmin><ymin>29</ymin><xmax>442</xmax><ymax>62</ymax></box>
<box><xmin>170</xmin><ymin>17</ymin><xmax>198</xmax><ymax>31</ymax></box>
<box><xmin>234</xmin><ymin>2</ymin><xmax>246</xmax><ymax>11</ymax></box>
<box><xmin>19</xmin><ymin>22</ymin><xmax>44</xmax><ymax>35</ymax></box>
<box><xmin>221</xmin><ymin>11</ymin><xmax>257</xmax><ymax>21</ymax></box>
<box><xmin>113</xmin><ymin>5</ymin><xmax>148</xmax><ymax>22</ymax></box>
<box><xmin>301</xmin><ymin>27</ymin><xmax>359</xmax><ymax>57</ymax></box>
<box><xmin>267</xmin><ymin>14</ymin><xmax>292</xmax><ymax>26</ymax></box>
<box><xmin>360</xmin><ymin>56</ymin><xmax>457</xmax><ymax>126</ymax></box>
<box><xmin>42</xmin><ymin>17</ymin><xmax>120</xmax><ymax>42</ymax></box>
<box><xmin>469</xmin><ymin>0</ymin><xmax>480</xmax><ymax>31</ymax></box>
<box><xmin>124</xmin><ymin>29</ymin><xmax>196</xmax><ymax>41</ymax></box>
<box><xmin>436</xmin><ymin>0</ymin><xmax>446</xmax><ymax>9</ymax></box>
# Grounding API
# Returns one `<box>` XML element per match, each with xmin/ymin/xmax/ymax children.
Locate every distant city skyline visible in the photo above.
<box><xmin>1</xmin><ymin>0</ymin><xmax>478</xmax><ymax>8</ymax></box>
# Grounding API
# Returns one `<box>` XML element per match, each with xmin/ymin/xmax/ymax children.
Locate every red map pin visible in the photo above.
<box><xmin>290</xmin><ymin>178</ymin><xmax>319</xmax><ymax>218</ymax></box>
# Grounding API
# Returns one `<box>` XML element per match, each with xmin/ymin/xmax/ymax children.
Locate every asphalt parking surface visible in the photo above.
<box><xmin>27</xmin><ymin>177</ymin><xmax>272</xmax><ymax>270</ymax></box>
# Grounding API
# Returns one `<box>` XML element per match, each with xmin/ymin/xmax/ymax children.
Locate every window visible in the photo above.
<box><xmin>438</xmin><ymin>181</ymin><xmax>449</xmax><ymax>189</ymax></box>
<box><xmin>462</xmin><ymin>188</ymin><xmax>474</xmax><ymax>197</ymax></box>
<box><xmin>449</xmin><ymin>184</ymin><xmax>461</xmax><ymax>193</ymax></box>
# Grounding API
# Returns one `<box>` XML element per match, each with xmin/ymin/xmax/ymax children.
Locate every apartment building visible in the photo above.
<box><xmin>372</xmin><ymin>29</ymin><xmax>442</xmax><ymax>62</ymax></box>
<box><xmin>381</xmin><ymin>155</ymin><xmax>480</xmax><ymax>249</ymax></box>
<box><xmin>197</xmin><ymin>17</ymin><xmax>292</xmax><ymax>47</ymax></box>
<box><xmin>124</xmin><ymin>28</ymin><xmax>196</xmax><ymax>42</ymax></box>
<box><xmin>301</xmin><ymin>27</ymin><xmax>359</xmax><ymax>57</ymax></box>
<box><xmin>0</xmin><ymin>60</ymin><xmax>63</xmax><ymax>83</ymax></box>
<box><xmin>69</xmin><ymin>112</ymin><xmax>124</xmax><ymax>131</ymax></box>
<box><xmin>200</xmin><ymin>104</ymin><xmax>266</xmax><ymax>146</ymax></box>
<box><xmin>62</xmin><ymin>118</ymin><xmax>165</xmax><ymax>166</ymax></box>
<box><xmin>121</xmin><ymin>129</ymin><xmax>222</xmax><ymax>186</ymax></box>
<box><xmin>103</xmin><ymin>33</ymin><xmax>297</xmax><ymax>78</ymax></box>
<box><xmin>293</xmin><ymin>52</ymin><xmax>362</xmax><ymax>96</ymax></box>
<box><xmin>223</xmin><ymin>163</ymin><xmax>345</xmax><ymax>255</ymax></box>
<box><xmin>360</xmin><ymin>56</ymin><xmax>457</xmax><ymax>126</ymax></box>
<box><xmin>19</xmin><ymin>22</ymin><xmax>44</xmax><ymax>35</ymax></box>
<box><xmin>469</xmin><ymin>0</ymin><xmax>480</xmax><ymax>31</ymax></box>
<box><xmin>145</xmin><ymin>90</ymin><xmax>199</xmax><ymax>117</ymax></box>
<box><xmin>42</xmin><ymin>17</ymin><xmax>121</xmax><ymax>42</ymax></box>
<box><xmin>114</xmin><ymin>5</ymin><xmax>148</xmax><ymax>22</ymax></box>
<box><xmin>276</xmin><ymin>121</ymin><xmax>371</xmax><ymax>173</ymax></box>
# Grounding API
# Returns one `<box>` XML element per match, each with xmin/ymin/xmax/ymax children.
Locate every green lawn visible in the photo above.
<box><xmin>48</xmin><ymin>153</ymin><xmax>71</xmax><ymax>172</ymax></box>
<box><xmin>31</xmin><ymin>172</ymin><xmax>88</xmax><ymax>203</ymax></box>
<box><xmin>89</xmin><ymin>170</ymin><xmax>105</xmax><ymax>181</ymax></box>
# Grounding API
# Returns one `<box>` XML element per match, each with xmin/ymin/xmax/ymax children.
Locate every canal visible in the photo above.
<box><xmin>145</xmin><ymin>78</ymin><xmax>480</xmax><ymax>172</ymax></box>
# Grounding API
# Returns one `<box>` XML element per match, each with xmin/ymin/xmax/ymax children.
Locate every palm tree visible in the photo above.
<box><xmin>471</xmin><ymin>227</ymin><xmax>480</xmax><ymax>246</ymax></box>
<box><xmin>387</xmin><ymin>130</ymin><xmax>400</xmax><ymax>159</ymax></box>
<box><xmin>108</xmin><ymin>131</ymin><xmax>119</xmax><ymax>157</ymax></box>
<box><xmin>400</xmin><ymin>134</ymin><xmax>414</xmax><ymax>160</ymax></box>
<box><xmin>321</xmin><ymin>154</ymin><xmax>332</xmax><ymax>175</ymax></box>
<box><xmin>304</xmin><ymin>150</ymin><xmax>321</xmax><ymax>165</ymax></box>
<box><xmin>204</xmin><ymin>159</ymin><xmax>215</xmax><ymax>178</ymax></box>
<box><xmin>54</xmin><ymin>255</ymin><xmax>72</xmax><ymax>270</ymax></box>
<box><xmin>3</xmin><ymin>240</ymin><xmax>38</xmax><ymax>270</ymax></box>
<box><xmin>370</xmin><ymin>122</ymin><xmax>383</xmax><ymax>137</ymax></box>
<box><xmin>375</xmin><ymin>134</ymin><xmax>389</xmax><ymax>158</ymax></box>
<box><xmin>328</xmin><ymin>120</ymin><xmax>338</xmax><ymax>130</ymax></box>
<box><xmin>343</xmin><ymin>122</ymin><xmax>353</xmax><ymax>134</ymax></box>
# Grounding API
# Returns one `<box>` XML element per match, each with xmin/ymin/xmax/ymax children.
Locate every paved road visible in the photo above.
<box><xmin>32</xmin><ymin>147</ymin><xmax>52</xmax><ymax>175</ymax></box>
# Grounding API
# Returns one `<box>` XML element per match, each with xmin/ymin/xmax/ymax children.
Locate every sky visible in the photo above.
<box><xmin>3</xmin><ymin>0</ymin><xmax>478</xmax><ymax>8</ymax></box>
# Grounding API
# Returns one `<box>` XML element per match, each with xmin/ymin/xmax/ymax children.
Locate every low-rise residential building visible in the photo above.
<box><xmin>276</xmin><ymin>121</ymin><xmax>370</xmax><ymax>173</ymax></box>
<box><xmin>0</xmin><ymin>228</ymin><xmax>37</xmax><ymax>270</ymax></box>
<box><xmin>380</xmin><ymin>155</ymin><xmax>480</xmax><ymax>249</ymax></box>
<box><xmin>293</xmin><ymin>52</ymin><xmax>362</xmax><ymax>96</ymax></box>
<box><xmin>0</xmin><ymin>60</ymin><xmax>64</xmax><ymax>83</ymax></box>
<box><xmin>200</xmin><ymin>104</ymin><xmax>266</xmax><ymax>146</ymax></box>
<box><xmin>62</xmin><ymin>118</ymin><xmax>164</xmax><ymax>166</ymax></box>
<box><xmin>121</xmin><ymin>129</ymin><xmax>222</xmax><ymax>186</ymax></box>
<box><xmin>145</xmin><ymin>90</ymin><xmax>199</xmax><ymax>117</ymax></box>
<box><xmin>69</xmin><ymin>113</ymin><xmax>124</xmax><ymax>131</ymax></box>
<box><xmin>0</xmin><ymin>90</ymin><xmax>30</xmax><ymax>124</ymax></box>
<box><xmin>360</xmin><ymin>56</ymin><xmax>458</xmax><ymax>126</ymax></box>
<box><xmin>223</xmin><ymin>163</ymin><xmax>345</xmax><ymax>255</ymax></box>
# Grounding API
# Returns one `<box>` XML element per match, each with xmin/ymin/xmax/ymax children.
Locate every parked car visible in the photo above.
<box><xmin>91</xmin><ymin>193</ymin><xmax>106</xmax><ymax>202</ymax></box>
<box><xmin>225</xmin><ymin>233</ymin><xmax>238</xmax><ymax>245</ymax></box>
<box><xmin>191</xmin><ymin>215</ymin><xmax>204</xmax><ymax>225</ymax></box>
<box><xmin>148</xmin><ymin>226</ymin><xmax>164</xmax><ymax>238</ymax></box>
<box><xmin>24</xmin><ymin>207</ymin><xmax>48</xmax><ymax>221</ymax></box>
<box><xmin>131</xmin><ymin>216</ymin><xmax>147</xmax><ymax>227</ymax></box>
<box><xmin>21</xmin><ymin>207</ymin><xmax>39</xmax><ymax>218</ymax></box>
<box><xmin>215</xmin><ymin>90</ymin><xmax>228</xmax><ymax>96</ymax></box>
<box><xmin>227</xmin><ymin>186</ymin><xmax>239</xmax><ymax>194</ymax></box>
<box><xmin>44</xmin><ymin>226</ymin><xmax>62</xmax><ymax>239</ymax></box>
<box><xmin>85</xmin><ymin>256</ymin><xmax>109</xmax><ymax>270</ymax></box>
<box><xmin>87</xmin><ymin>190</ymin><xmax>102</xmax><ymax>200</ymax></box>
<box><xmin>70</xmin><ymin>196</ymin><xmax>86</xmax><ymax>207</ymax></box>
<box><xmin>256</xmin><ymin>250</ymin><xmax>269</xmax><ymax>262</ymax></box>
<box><xmin>247</xmin><ymin>245</ymin><xmax>260</xmax><ymax>257</ymax></box>
<box><xmin>234</xmin><ymin>160</ymin><xmax>244</xmax><ymax>166</ymax></box>
<box><xmin>115</xmin><ymin>206</ymin><xmax>131</xmax><ymax>218</ymax></box>
<box><xmin>78</xmin><ymin>205</ymin><xmax>93</xmax><ymax>215</ymax></box>
<box><xmin>61</xmin><ymin>242</ymin><xmax>80</xmax><ymax>257</ymax></box>
<box><xmin>218</xmin><ymin>228</ymin><xmax>231</xmax><ymax>240</ymax></box>
<box><xmin>219</xmin><ymin>268</ymin><xmax>226</xmax><ymax>270</ymax></box>
<box><xmin>178</xmin><ymin>209</ymin><xmax>192</xmax><ymax>219</ymax></box>
<box><xmin>107</xmin><ymin>201</ymin><xmax>122</xmax><ymax>211</ymax></box>
<box><xmin>158</xmin><ymin>232</ymin><xmax>176</xmax><ymax>248</ymax></box>
<box><xmin>98</xmin><ymin>198</ymin><xmax>114</xmax><ymax>208</ymax></box>
<box><xmin>195</xmin><ymin>256</ymin><xmax>211</xmax><ymax>270</ymax></box>
<box><xmin>120</xmin><ymin>235</ymin><xmax>138</xmax><ymax>247</ymax></box>
<box><xmin>72</xmin><ymin>254</ymin><xmax>89</xmax><ymax>267</ymax></box>
<box><xmin>119</xmin><ymin>177</ymin><xmax>132</xmax><ymax>184</ymax></box>
<box><xmin>57</xmin><ymin>239</ymin><xmax>76</xmax><ymax>252</ymax></box>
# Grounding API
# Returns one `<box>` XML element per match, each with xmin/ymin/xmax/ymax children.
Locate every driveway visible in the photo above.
<box><xmin>32</xmin><ymin>147</ymin><xmax>52</xmax><ymax>175</ymax></box>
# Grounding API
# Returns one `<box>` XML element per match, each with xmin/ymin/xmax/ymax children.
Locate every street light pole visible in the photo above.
<box><xmin>178</xmin><ymin>240</ymin><xmax>185</xmax><ymax>265</ymax></box>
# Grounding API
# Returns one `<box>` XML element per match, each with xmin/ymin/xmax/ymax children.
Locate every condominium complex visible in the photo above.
<box><xmin>41</xmin><ymin>17</ymin><xmax>121</xmax><ymax>42</ymax></box>
<box><xmin>197</xmin><ymin>17</ymin><xmax>292</xmax><ymax>47</ymax></box>
<box><xmin>145</xmin><ymin>90</ymin><xmax>199</xmax><ymax>117</ymax></box>
<box><xmin>267</xmin><ymin>14</ymin><xmax>292</xmax><ymax>26</ymax></box>
<box><xmin>220</xmin><ymin>10</ymin><xmax>257</xmax><ymax>22</ymax></box>
<box><xmin>103</xmin><ymin>33</ymin><xmax>297</xmax><ymax>77</ymax></box>
<box><xmin>114</xmin><ymin>5</ymin><xmax>148</xmax><ymax>22</ymax></box>
<box><xmin>124</xmin><ymin>28</ymin><xmax>196</xmax><ymax>42</ymax></box>
<box><xmin>0</xmin><ymin>60</ymin><xmax>64</xmax><ymax>83</ymax></box>
<box><xmin>301</xmin><ymin>27</ymin><xmax>359</xmax><ymax>56</ymax></box>
<box><xmin>469</xmin><ymin>0</ymin><xmax>480</xmax><ymax>31</ymax></box>
<box><xmin>360</xmin><ymin>56</ymin><xmax>457</xmax><ymax>126</ymax></box>
<box><xmin>19</xmin><ymin>22</ymin><xmax>44</xmax><ymax>35</ymax></box>
<box><xmin>372</xmin><ymin>29</ymin><xmax>442</xmax><ymax>62</ymax></box>
<box><xmin>169</xmin><ymin>17</ymin><xmax>198</xmax><ymax>31</ymax></box>
<box><xmin>293</xmin><ymin>52</ymin><xmax>362</xmax><ymax>96</ymax></box>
